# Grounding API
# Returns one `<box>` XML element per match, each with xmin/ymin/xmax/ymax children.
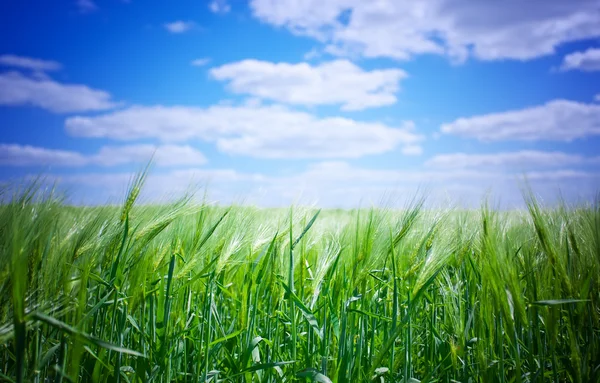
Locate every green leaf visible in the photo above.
<box><xmin>280</xmin><ymin>281</ymin><xmax>323</xmax><ymax>339</ymax></box>
<box><xmin>226</xmin><ymin>361</ymin><xmax>295</xmax><ymax>379</ymax></box>
<box><xmin>31</xmin><ymin>311</ymin><xmax>145</xmax><ymax>358</ymax></box>
<box><xmin>209</xmin><ymin>329</ymin><xmax>243</xmax><ymax>347</ymax></box>
<box><xmin>531</xmin><ymin>299</ymin><xmax>590</xmax><ymax>306</ymax></box>
<box><xmin>292</xmin><ymin>210</ymin><xmax>321</xmax><ymax>250</ymax></box>
<box><xmin>296</xmin><ymin>367</ymin><xmax>333</xmax><ymax>383</ymax></box>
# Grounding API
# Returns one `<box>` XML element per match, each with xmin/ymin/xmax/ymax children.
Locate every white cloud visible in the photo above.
<box><xmin>265</xmin><ymin>162</ymin><xmax>600</xmax><ymax>207</ymax></box>
<box><xmin>65</xmin><ymin>104</ymin><xmax>422</xmax><ymax>159</ymax></box>
<box><xmin>209</xmin><ymin>0</ymin><xmax>231</xmax><ymax>14</ymax></box>
<box><xmin>209</xmin><ymin>59</ymin><xmax>407</xmax><ymax>110</ymax></box>
<box><xmin>561</xmin><ymin>48</ymin><xmax>600</xmax><ymax>71</ymax></box>
<box><xmin>0</xmin><ymin>54</ymin><xmax>62</xmax><ymax>72</ymax></box>
<box><xmin>45</xmin><ymin>161</ymin><xmax>600</xmax><ymax>208</ymax></box>
<box><xmin>0</xmin><ymin>144</ymin><xmax>206</xmax><ymax>167</ymax></box>
<box><xmin>425</xmin><ymin>151</ymin><xmax>594</xmax><ymax>169</ymax></box>
<box><xmin>280</xmin><ymin>161</ymin><xmax>478</xmax><ymax>184</ymax></box>
<box><xmin>596</xmin><ymin>93</ymin><xmax>600</xmax><ymax>102</ymax></box>
<box><xmin>303</xmin><ymin>48</ymin><xmax>321</xmax><ymax>61</ymax></box>
<box><xmin>0</xmin><ymin>144</ymin><xmax>87</xmax><ymax>167</ymax></box>
<box><xmin>523</xmin><ymin>169</ymin><xmax>600</xmax><ymax>182</ymax></box>
<box><xmin>401</xmin><ymin>145</ymin><xmax>423</xmax><ymax>156</ymax></box>
<box><xmin>44</xmin><ymin>168</ymin><xmax>266</xmax><ymax>205</ymax></box>
<box><xmin>76</xmin><ymin>0</ymin><xmax>98</xmax><ymax>13</ymax></box>
<box><xmin>250</xmin><ymin>0</ymin><xmax>600</xmax><ymax>62</ymax></box>
<box><xmin>0</xmin><ymin>71</ymin><xmax>117</xmax><ymax>113</ymax></box>
<box><xmin>93</xmin><ymin>145</ymin><xmax>207</xmax><ymax>167</ymax></box>
<box><xmin>164</xmin><ymin>21</ymin><xmax>196</xmax><ymax>33</ymax></box>
<box><xmin>59</xmin><ymin>168</ymin><xmax>262</xmax><ymax>191</ymax></box>
<box><xmin>265</xmin><ymin>162</ymin><xmax>499</xmax><ymax>207</ymax></box>
<box><xmin>440</xmin><ymin>99</ymin><xmax>600</xmax><ymax>142</ymax></box>
<box><xmin>191</xmin><ymin>58</ymin><xmax>211</xmax><ymax>66</ymax></box>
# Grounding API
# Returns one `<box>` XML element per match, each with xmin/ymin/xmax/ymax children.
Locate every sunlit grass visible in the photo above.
<box><xmin>0</xmin><ymin>178</ymin><xmax>598</xmax><ymax>382</ymax></box>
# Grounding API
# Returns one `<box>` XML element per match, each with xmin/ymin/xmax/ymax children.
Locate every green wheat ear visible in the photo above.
<box><xmin>120</xmin><ymin>161</ymin><xmax>152</xmax><ymax>223</ymax></box>
<box><xmin>0</xmin><ymin>174</ymin><xmax>598</xmax><ymax>382</ymax></box>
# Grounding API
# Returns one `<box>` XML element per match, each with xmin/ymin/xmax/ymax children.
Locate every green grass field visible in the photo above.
<box><xmin>1</xmin><ymin>177</ymin><xmax>599</xmax><ymax>382</ymax></box>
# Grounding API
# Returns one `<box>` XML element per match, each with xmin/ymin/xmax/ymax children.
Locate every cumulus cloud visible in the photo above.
<box><xmin>561</xmin><ymin>48</ymin><xmax>600</xmax><ymax>71</ymax></box>
<box><xmin>0</xmin><ymin>54</ymin><xmax>62</xmax><ymax>72</ymax></box>
<box><xmin>0</xmin><ymin>71</ymin><xmax>117</xmax><ymax>113</ymax></box>
<box><xmin>209</xmin><ymin>0</ymin><xmax>231</xmax><ymax>14</ymax></box>
<box><xmin>425</xmin><ymin>151</ymin><xmax>596</xmax><ymax>169</ymax></box>
<box><xmin>250</xmin><ymin>0</ymin><xmax>600</xmax><ymax>62</ymax></box>
<box><xmin>209</xmin><ymin>59</ymin><xmax>407</xmax><ymax>110</ymax></box>
<box><xmin>440</xmin><ymin>99</ymin><xmax>600</xmax><ymax>141</ymax></box>
<box><xmin>65</xmin><ymin>104</ymin><xmax>422</xmax><ymax>159</ymax></box>
<box><xmin>0</xmin><ymin>144</ymin><xmax>206</xmax><ymax>167</ymax></box>
<box><xmin>164</xmin><ymin>21</ymin><xmax>196</xmax><ymax>33</ymax></box>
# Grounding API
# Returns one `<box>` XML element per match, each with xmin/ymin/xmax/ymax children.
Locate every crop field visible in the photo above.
<box><xmin>0</xmin><ymin>177</ymin><xmax>599</xmax><ymax>383</ymax></box>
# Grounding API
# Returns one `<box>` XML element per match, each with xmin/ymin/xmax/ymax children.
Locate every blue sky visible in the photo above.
<box><xmin>1</xmin><ymin>0</ymin><xmax>600</xmax><ymax>207</ymax></box>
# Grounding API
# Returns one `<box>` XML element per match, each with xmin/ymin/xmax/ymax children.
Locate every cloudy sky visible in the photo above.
<box><xmin>1</xmin><ymin>0</ymin><xmax>599</xmax><ymax>207</ymax></box>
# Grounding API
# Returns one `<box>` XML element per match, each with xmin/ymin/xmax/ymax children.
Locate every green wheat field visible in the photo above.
<box><xmin>1</xmin><ymin>175</ymin><xmax>599</xmax><ymax>383</ymax></box>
